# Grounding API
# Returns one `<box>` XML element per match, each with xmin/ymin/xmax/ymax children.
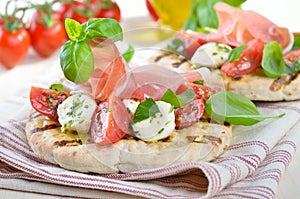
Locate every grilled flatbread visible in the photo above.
<box><xmin>25</xmin><ymin>111</ymin><xmax>231</xmax><ymax>174</ymax></box>
<box><xmin>151</xmin><ymin>50</ymin><xmax>300</xmax><ymax>101</ymax></box>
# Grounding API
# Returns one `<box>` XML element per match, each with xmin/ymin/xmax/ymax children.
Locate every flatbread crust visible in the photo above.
<box><xmin>151</xmin><ymin>50</ymin><xmax>300</xmax><ymax>101</ymax></box>
<box><xmin>25</xmin><ymin>111</ymin><xmax>232</xmax><ymax>174</ymax></box>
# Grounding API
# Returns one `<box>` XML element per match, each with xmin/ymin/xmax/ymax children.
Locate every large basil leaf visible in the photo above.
<box><xmin>83</xmin><ymin>18</ymin><xmax>123</xmax><ymax>42</ymax></box>
<box><xmin>261</xmin><ymin>41</ymin><xmax>285</xmax><ymax>78</ymax></box>
<box><xmin>205</xmin><ymin>91</ymin><xmax>285</xmax><ymax>126</ymax></box>
<box><xmin>183</xmin><ymin>0</ymin><xmax>246</xmax><ymax>31</ymax></box>
<box><xmin>60</xmin><ymin>40</ymin><xmax>94</xmax><ymax>84</ymax></box>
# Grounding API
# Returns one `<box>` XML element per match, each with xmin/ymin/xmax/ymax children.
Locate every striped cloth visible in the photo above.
<box><xmin>1</xmin><ymin>99</ymin><xmax>300</xmax><ymax>199</ymax></box>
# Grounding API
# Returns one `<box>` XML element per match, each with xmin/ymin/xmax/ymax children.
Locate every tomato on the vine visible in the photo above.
<box><xmin>95</xmin><ymin>0</ymin><xmax>121</xmax><ymax>22</ymax></box>
<box><xmin>0</xmin><ymin>23</ymin><xmax>31</xmax><ymax>69</ymax></box>
<box><xmin>29</xmin><ymin>10</ymin><xmax>66</xmax><ymax>57</ymax></box>
<box><xmin>0</xmin><ymin>3</ymin><xmax>31</xmax><ymax>69</ymax></box>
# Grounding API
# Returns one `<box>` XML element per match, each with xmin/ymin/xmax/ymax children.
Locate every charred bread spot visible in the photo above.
<box><xmin>270</xmin><ymin>74</ymin><xmax>292</xmax><ymax>91</ymax></box>
<box><xmin>203</xmin><ymin>135</ymin><xmax>222</xmax><ymax>145</ymax></box>
<box><xmin>152</xmin><ymin>51</ymin><xmax>173</xmax><ymax>62</ymax></box>
<box><xmin>54</xmin><ymin>139</ymin><xmax>82</xmax><ymax>147</ymax></box>
<box><xmin>31</xmin><ymin>123</ymin><xmax>61</xmax><ymax>133</ymax></box>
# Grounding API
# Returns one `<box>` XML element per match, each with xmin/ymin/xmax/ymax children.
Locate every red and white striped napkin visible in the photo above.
<box><xmin>1</xmin><ymin>98</ymin><xmax>300</xmax><ymax>198</ymax></box>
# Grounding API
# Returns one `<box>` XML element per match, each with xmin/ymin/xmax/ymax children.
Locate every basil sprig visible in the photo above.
<box><xmin>133</xmin><ymin>98</ymin><xmax>160</xmax><ymax>124</ymax></box>
<box><xmin>205</xmin><ymin>91</ymin><xmax>285</xmax><ymax>126</ymax></box>
<box><xmin>292</xmin><ymin>33</ymin><xmax>300</xmax><ymax>50</ymax></box>
<box><xmin>60</xmin><ymin>18</ymin><xmax>123</xmax><ymax>84</ymax></box>
<box><xmin>261</xmin><ymin>41</ymin><xmax>285</xmax><ymax>78</ymax></box>
<box><xmin>161</xmin><ymin>88</ymin><xmax>196</xmax><ymax>108</ymax></box>
<box><xmin>183</xmin><ymin>0</ymin><xmax>246</xmax><ymax>31</ymax></box>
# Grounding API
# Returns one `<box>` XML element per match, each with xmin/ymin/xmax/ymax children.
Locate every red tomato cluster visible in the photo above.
<box><xmin>0</xmin><ymin>0</ymin><xmax>121</xmax><ymax>69</ymax></box>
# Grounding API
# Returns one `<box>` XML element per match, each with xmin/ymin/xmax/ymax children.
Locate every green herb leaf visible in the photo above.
<box><xmin>122</xmin><ymin>44</ymin><xmax>134</xmax><ymax>63</ymax></box>
<box><xmin>60</xmin><ymin>40</ymin><xmax>94</xmax><ymax>84</ymax></box>
<box><xmin>292</xmin><ymin>33</ymin><xmax>300</xmax><ymax>50</ymax></box>
<box><xmin>227</xmin><ymin>45</ymin><xmax>246</xmax><ymax>62</ymax></box>
<box><xmin>223</xmin><ymin>0</ymin><xmax>246</xmax><ymax>7</ymax></box>
<box><xmin>167</xmin><ymin>38</ymin><xmax>186</xmax><ymax>57</ymax></box>
<box><xmin>261</xmin><ymin>41</ymin><xmax>285</xmax><ymax>78</ymax></box>
<box><xmin>133</xmin><ymin>98</ymin><xmax>160</xmax><ymax>123</ymax></box>
<box><xmin>183</xmin><ymin>0</ymin><xmax>246</xmax><ymax>31</ymax></box>
<box><xmin>205</xmin><ymin>91</ymin><xmax>285</xmax><ymax>126</ymax></box>
<box><xmin>49</xmin><ymin>84</ymin><xmax>65</xmax><ymax>92</ymax></box>
<box><xmin>65</xmin><ymin>18</ymin><xmax>82</xmax><ymax>41</ymax></box>
<box><xmin>285</xmin><ymin>59</ymin><xmax>300</xmax><ymax>75</ymax></box>
<box><xmin>161</xmin><ymin>88</ymin><xmax>196</xmax><ymax>108</ymax></box>
<box><xmin>83</xmin><ymin>18</ymin><xmax>123</xmax><ymax>42</ymax></box>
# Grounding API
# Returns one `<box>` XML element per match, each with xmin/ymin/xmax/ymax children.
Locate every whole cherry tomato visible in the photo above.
<box><xmin>29</xmin><ymin>10</ymin><xmax>66</xmax><ymax>57</ymax></box>
<box><xmin>95</xmin><ymin>0</ymin><xmax>121</xmax><ymax>22</ymax></box>
<box><xmin>145</xmin><ymin>0</ymin><xmax>159</xmax><ymax>21</ymax></box>
<box><xmin>0</xmin><ymin>24</ymin><xmax>31</xmax><ymax>69</ymax></box>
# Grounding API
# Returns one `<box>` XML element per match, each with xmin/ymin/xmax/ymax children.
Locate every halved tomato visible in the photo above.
<box><xmin>29</xmin><ymin>86</ymin><xmax>70</xmax><ymax>120</ymax></box>
<box><xmin>221</xmin><ymin>38</ymin><xmax>265</xmax><ymax>79</ymax></box>
<box><xmin>174</xmin><ymin>99</ymin><xmax>205</xmax><ymax>129</ymax></box>
<box><xmin>176</xmin><ymin>82</ymin><xmax>217</xmax><ymax>101</ymax></box>
<box><xmin>90</xmin><ymin>96</ymin><xmax>129</xmax><ymax>145</ymax></box>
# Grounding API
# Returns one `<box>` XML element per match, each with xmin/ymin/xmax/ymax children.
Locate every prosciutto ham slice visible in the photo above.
<box><xmin>192</xmin><ymin>2</ymin><xmax>292</xmax><ymax>52</ymax></box>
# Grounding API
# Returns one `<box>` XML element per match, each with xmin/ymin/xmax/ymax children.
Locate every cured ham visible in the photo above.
<box><xmin>87</xmin><ymin>38</ymin><xmax>128</xmax><ymax>101</ymax></box>
<box><xmin>191</xmin><ymin>2</ymin><xmax>292</xmax><ymax>52</ymax></box>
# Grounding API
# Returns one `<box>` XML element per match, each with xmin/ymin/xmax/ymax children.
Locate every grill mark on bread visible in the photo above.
<box><xmin>186</xmin><ymin>135</ymin><xmax>222</xmax><ymax>144</ymax></box>
<box><xmin>270</xmin><ymin>74</ymin><xmax>293</xmax><ymax>91</ymax></box>
<box><xmin>152</xmin><ymin>51</ymin><xmax>173</xmax><ymax>62</ymax></box>
<box><xmin>54</xmin><ymin>139</ymin><xmax>82</xmax><ymax>147</ymax></box>
<box><xmin>31</xmin><ymin>123</ymin><xmax>61</xmax><ymax>133</ymax></box>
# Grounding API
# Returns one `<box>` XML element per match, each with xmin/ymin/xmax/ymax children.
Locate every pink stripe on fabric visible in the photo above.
<box><xmin>0</xmin><ymin>152</ymin><xmax>200</xmax><ymax>199</ymax></box>
<box><xmin>228</xmin><ymin>140</ymin><xmax>269</xmax><ymax>154</ymax></box>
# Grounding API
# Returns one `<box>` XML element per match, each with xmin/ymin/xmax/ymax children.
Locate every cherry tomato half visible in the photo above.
<box><xmin>30</xmin><ymin>86</ymin><xmax>70</xmax><ymax>120</ymax></box>
<box><xmin>174</xmin><ymin>99</ymin><xmax>205</xmax><ymax>129</ymax></box>
<box><xmin>221</xmin><ymin>38</ymin><xmax>265</xmax><ymax>79</ymax></box>
<box><xmin>90</xmin><ymin>96</ymin><xmax>129</xmax><ymax>145</ymax></box>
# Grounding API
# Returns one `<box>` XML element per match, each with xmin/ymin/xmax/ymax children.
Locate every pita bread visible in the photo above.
<box><xmin>25</xmin><ymin>111</ymin><xmax>232</xmax><ymax>174</ymax></box>
<box><xmin>151</xmin><ymin>50</ymin><xmax>300</xmax><ymax>101</ymax></box>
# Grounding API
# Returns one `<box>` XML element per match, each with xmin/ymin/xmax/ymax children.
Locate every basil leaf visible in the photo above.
<box><xmin>65</xmin><ymin>18</ymin><xmax>82</xmax><ymax>41</ymax></box>
<box><xmin>183</xmin><ymin>15</ymin><xmax>199</xmax><ymax>31</ymax></box>
<box><xmin>262</xmin><ymin>41</ymin><xmax>285</xmax><ymax>78</ymax></box>
<box><xmin>122</xmin><ymin>44</ymin><xmax>134</xmax><ymax>63</ymax></box>
<box><xmin>133</xmin><ymin>98</ymin><xmax>160</xmax><ymax>123</ymax></box>
<box><xmin>161</xmin><ymin>88</ymin><xmax>195</xmax><ymax>108</ymax></box>
<box><xmin>227</xmin><ymin>45</ymin><xmax>246</xmax><ymax>62</ymax></box>
<box><xmin>183</xmin><ymin>0</ymin><xmax>246</xmax><ymax>31</ymax></box>
<box><xmin>285</xmin><ymin>59</ymin><xmax>300</xmax><ymax>75</ymax></box>
<box><xmin>83</xmin><ymin>18</ymin><xmax>123</xmax><ymax>42</ymax></box>
<box><xmin>205</xmin><ymin>91</ymin><xmax>285</xmax><ymax>126</ymax></box>
<box><xmin>60</xmin><ymin>40</ymin><xmax>94</xmax><ymax>84</ymax></box>
<box><xmin>292</xmin><ymin>33</ymin><xmax>300</xmax><ymax>50</ymax></box>
<box><xmin>167</xmin><ymin>38</ymin><xmax>186</xmax><ymax>57</ymax></box>
<box><xmin>49</xmin><ymin>84</ymin><xmax>65</xmax><ymax>92</ymax></box>
<box><xmin>223</xmin><ymin>0</ymin><xmax>246</xmax><ymax>7</ymax></box>
<box><xmin>195</xmin><ymin>0</ymin><xmax>220</xmax><ymax>29</ymax></box>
